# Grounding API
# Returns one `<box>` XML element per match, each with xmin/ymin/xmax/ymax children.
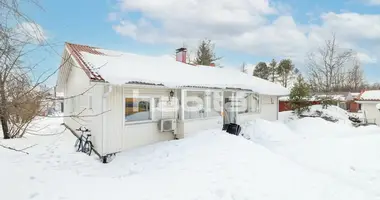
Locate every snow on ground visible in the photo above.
<box><xmin>279</xmin><ymin>105</ymin><xmax>357</xmax><ymax>125</ymax></box>
<box><xmin>1</xmin><ymin>114</ymin><xmax>380</xmax><ymax>200</ymax></box>
<box><xmin>241</xmin><ymin>116</ymin><xmax>380</xmax><ymax>198</ymax></box>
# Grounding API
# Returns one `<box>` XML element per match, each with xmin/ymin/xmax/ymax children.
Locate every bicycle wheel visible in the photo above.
<box><xmin>82</xmin><ymin>141</ymin><xmax>92</xmax><ymax>155</ymax></box>
<box><xmin>75</xmin><ymin>138</ymin><xmax>82</xmax><ymax>152</ymax></box>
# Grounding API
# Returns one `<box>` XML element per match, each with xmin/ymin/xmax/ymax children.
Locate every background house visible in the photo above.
<box><xmin>356</xmin><ymin>90</ymin><xmax>380</xmax><ymax>125</ymax></box>
<box><xmin>56</xmin><ymin>42</ymin><xmax>289</xmax><ymax>159</ymax></box>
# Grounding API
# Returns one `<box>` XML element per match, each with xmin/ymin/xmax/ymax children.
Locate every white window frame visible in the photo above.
<box><xmin>237</xmin><ymin>92</ymin><xmax>260</xmax><ymax>114</ymax></box>
<box><xmin>184</xmin><ymin>89</ymin><xmax>222</xmax><ymax>120</ymax></box>
<box><xmin>124</xmin><ymin>95</ymin><xmax>168</xmax><ymax>124</ymax></box>
<box><xmin>252</xmin><ymin>93</ymin><xmax>260</xmax><ymax>113</ymax></box>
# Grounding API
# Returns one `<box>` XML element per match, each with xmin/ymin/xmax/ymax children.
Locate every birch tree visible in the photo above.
<box><xmin>307</xmin><ymin>34</ymin><xmax>353</xmax><ymax>93</ymax></box>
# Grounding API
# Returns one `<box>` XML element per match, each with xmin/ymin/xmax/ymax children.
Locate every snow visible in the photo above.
<box><xmin>279</xmin><ymin>105</ymin><xmax>354</xmax><ymax>124</ymax></box>
<box><xmin>279</xmin><ymin>94</ymin><xmax>346</xmax><ymax>102</ymax></box>
<box><xmin>2</xmin><ymin>111</ymin><xmax>380</xmax><ymax>199</ymax></box>
<box><xmin>79</xmin><ymin>49</ymin><xmax>289</xmax><ymax>96</ymax></box>
<box><xmin>360</xmin><ymin>90</ymin><xmax>380</xmax><ymax>100</ymax></box>
<box><xmin>241</xmin><ymin>117</ymin><xmax>380</xmax><ymax>198</ymax></box>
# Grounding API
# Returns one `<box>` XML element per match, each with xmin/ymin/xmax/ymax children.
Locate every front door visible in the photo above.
<box><xmin>223</xmin><ymin>92</ymin><xmax>237</xmax><ymax>124</ymax></box>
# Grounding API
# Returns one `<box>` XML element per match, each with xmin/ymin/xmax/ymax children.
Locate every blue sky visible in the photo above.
<box><xmin>22</xmin><ymin>0</ymin><xmax>380</xmax><ymax>86</ymax></box>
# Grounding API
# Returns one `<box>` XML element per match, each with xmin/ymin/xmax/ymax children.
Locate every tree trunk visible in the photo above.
<box><xmin>0</xmin><ymin>81</ymin><xmax>9</xmax><ymax>139</ymax></box>
<box><xmin>1</xmin><ymin>115</ymin><xmax>9</xmax><ymax>139</ymax></box>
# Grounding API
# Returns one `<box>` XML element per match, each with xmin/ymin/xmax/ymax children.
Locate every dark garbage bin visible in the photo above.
<box><xmin>222</xmin><ymin>124</ymin><xmax>229</xmax><ymax>131</ymax></box>
<box><xmin>225</xmin><ymin>123</ymin><xmax>241</xmax><ymax>136</ymax></box>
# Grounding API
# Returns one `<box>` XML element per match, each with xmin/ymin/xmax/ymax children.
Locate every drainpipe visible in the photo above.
<box><xmin>101</xmin><ymin>84</ymin><xmax>112</xmax><ymax>161</ymax></box>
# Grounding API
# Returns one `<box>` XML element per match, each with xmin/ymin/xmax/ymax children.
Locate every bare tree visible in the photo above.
<box><xmin>0</xmin><ymin>0</ymin><xmax>92</xmax><ymax>139</ymax></box>
<box><xmin>307</xmin><ymin>33</ymin><xmax>353</xmax><ymax>93</ymax></box>
<box><xmin>347</xmin><ymin>59</ymin><xmax>364</xmax><ymax>92</ymax></box>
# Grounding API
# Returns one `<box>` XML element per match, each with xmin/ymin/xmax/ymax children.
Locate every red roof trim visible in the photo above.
<box><xmin>65</xmin><ymin>42</ymin><xmax>105</xmax><ymax>81</ymax></box>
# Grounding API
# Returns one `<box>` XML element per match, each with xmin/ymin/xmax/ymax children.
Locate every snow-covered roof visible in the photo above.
<box><xmin>65</xmin><ymin>43</ymin><xmax>289</xmax><ymax>96</ymax></box>
<box><xmin>350</xmin><ymin>92</ymin><xmax>360</xmax><ymax>97</ymax></box>
<box><xmin>359</xmin><ymin>90</ymin><xmax>380</xmax><ymax>101</ymax></box>
<box><xmin>279</xmin><ymin>94</ymin><xmax>346</xmax><ymax>102</ymax></box>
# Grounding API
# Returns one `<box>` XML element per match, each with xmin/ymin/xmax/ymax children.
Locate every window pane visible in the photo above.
<box><xmin>252</xmin><ymin>94</ymin><xmax>260</xmax><ymax>112</ymax></box>
<box><xmin>184</xmin><ymin>91</ymin><xmax>205</xmax><ymax>119</ymax></box>
<box><xmin>208</xmin><ymin>91</ymin><xmax>222</xmax><ymax>117</ymax></box>
<box><xmin>125</xmin><ymin>98</ymin><xmax>151</xmax><ymax>121</ymax></box>
<box><xmin>238</xmin><ymin>93</ymin><xmax>249</xmax><ymax>114</ymax></box>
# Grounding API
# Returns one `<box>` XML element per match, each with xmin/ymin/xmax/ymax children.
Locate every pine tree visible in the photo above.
<box><xmin>194</xmin><ymin>39</ymin><xmax>221</xmax><ymax>66</ymax></box>
<box><xmin>268</xmin><ymin>59</ymin><xmax>278</xmax><ymax>82</ymax></box>
<box><xmin>289</xmin><ymin>74</ymin><xmax>311</xmax><ymax>116</ymax></box>
<box><xmin>277</xmin><ymin>59</ymin><xmax>296</xmax><ymax>88</ymax></box>
<box><xmin>253</xmin><ymin>62</ymin><xmax>269</xmax><ymax>80</ymax></box>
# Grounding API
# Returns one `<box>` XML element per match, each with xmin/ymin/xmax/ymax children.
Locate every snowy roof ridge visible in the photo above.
<box><xmin>65</xmin><ymin>42</ymin><xmax>289</xmax><ymax>96</ymax></box>
<box><xmin>359</xmin><ymin>90</ymin><xmax>380</xmax><ymax>101</ymax></box>
<box><xmin>65</xmin><ymin>42</ymin><xmax>105</xmax><ymax>81</ymax></box>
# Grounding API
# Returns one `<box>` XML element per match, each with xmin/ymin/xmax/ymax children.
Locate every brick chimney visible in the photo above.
<box><xmin>175</xmin><ymin>47</ymin><xmax>187</xmax><ymax>63</ymax></box>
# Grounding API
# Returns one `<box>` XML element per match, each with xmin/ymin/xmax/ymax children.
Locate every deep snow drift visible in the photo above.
<box><xmin>241</xmin><ymin>115</ymin><xmax>380</xmax><ymax>198</ymax></box>
<box><xmin>1</xmin><ymin>115</ymin><xmax>380</xmax><ymax>200</ymax></box>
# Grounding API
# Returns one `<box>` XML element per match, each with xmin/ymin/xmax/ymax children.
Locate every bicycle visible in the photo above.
<box><xmin>74</xmin><ymin>126</ymin><xmax>92</xmax><ymax>155</ymax></box>
<box><xmin>81</xmin><ymin>134</ymin><xmax>92</xmax><ymax>156</ymax></box>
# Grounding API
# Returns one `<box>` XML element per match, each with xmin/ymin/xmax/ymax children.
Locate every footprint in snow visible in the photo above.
<box><xmin>29</xmin><ymin>193</ymin><xmax>39</xmax><ymax>199</ymax></box>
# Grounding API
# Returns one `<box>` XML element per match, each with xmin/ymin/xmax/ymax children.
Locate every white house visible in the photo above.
<box><xmin>356</xmin><ymin>90</ymin><xmax>380</xmax><ymax>125</ymax></box>
<box><xmin>56</xmin><ymin>42</ymin><xmax>289</xmax><ymax>160</ymax></box>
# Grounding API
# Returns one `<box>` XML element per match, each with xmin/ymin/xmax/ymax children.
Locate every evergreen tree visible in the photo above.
<box><xmin>253</xmin><ymin>62</ymin><xmax>269</xmax><ymax>80</ymax></box>
<box><xmin>289</xmin><ymin>74</ymin><xmax>311</xmax><ymax>116</ymax></box>
<box><xmin>268</xmin><ymin>59</ymin><xmax>278</xmax><ymax>82</ymax></box>
<box><xmin>277</xmin><ymin>59</ymin><xmax>297</xmax><ymax>88</ymax></box>
<box><xmin>194</xmin><ymin>39</ymin><xmax>221</xmax><ymax>66</ymax></box>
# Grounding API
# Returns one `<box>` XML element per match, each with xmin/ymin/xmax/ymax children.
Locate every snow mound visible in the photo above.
<box><xmin>287</xmin><ymin>117</ymin><xmax>353</xmax><ymax>138</ymax></box>
<box><xmin>241</xmin><ymin>117</ymin><xmax>380</xmax><ymax>198</ymax></box>
<box><xmin>240</xmin><ymin>119</ymin><xmax>298</xmax><ymax>144</ymax></box>
<box><xmin>280</xmin><ymin>105</ymin><xmax>353</xmax><ymax>125</ymax></box>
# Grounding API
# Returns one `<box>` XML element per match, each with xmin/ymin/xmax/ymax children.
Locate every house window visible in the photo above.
<box><xmin>237</xmin><ymin>93</ymin><xmax>260</xmax><ymax>114</ymax></box>
<box><xmin>184</xmin><ymin>90</ymin><xmax>222</xmax><ymax>119</ymax></box>
<box><xmin>208</xmin><ymin>91</ymin><xmax>222</xmax><ymax>117</ymax></box>
<box><xmin>252</xmin><ymin>93</ymin><xmax>260</xmax><ymax>112</ymax></box>
<box><xmin>238</xmin><ymin>93</ymin><xmax>250</xmax><ymax>114</ymax></box>
<box><xmin>185</xmin><ymin>91</ymin><xmax>206</xmax><ymax>119</ymax></box>
<box><xmin>125</xmin><ymin>98</ymin><xmax>151</xmax><ymax>122</ymax></box>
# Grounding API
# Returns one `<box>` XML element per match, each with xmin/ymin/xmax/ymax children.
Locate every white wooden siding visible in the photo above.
<box><xmin>361</xmin><ymin>103</ymin><xmax>380</xmax><ymax>125</ymax></box>
<box><xmin>63</xmin><ymin>55</ymin><xmax>92</xmax><ymax>130</ymax></box>
<box><xmin>259</xmin><ymin>95</ymin><xmax>278</xmax><ymax>121</ymax></box>
<box><xmin>178</xmin><ymin>117</ymin><xmax>222</xmax><ymax>136</ymax></box>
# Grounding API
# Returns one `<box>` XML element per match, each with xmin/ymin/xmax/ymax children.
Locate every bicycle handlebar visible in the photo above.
<box><xmin>75</xmin><ymin>126</ymin><xmax>90</xmax><ymax>132</ymax></box>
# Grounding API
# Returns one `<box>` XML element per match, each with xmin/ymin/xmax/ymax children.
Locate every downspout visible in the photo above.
<box><xmin>276</xmin><ymin>96</ymin><xmax>279</xmax><ymax>120</ymax></box>
<box><xmin>102</xmin><ymin>84</ymin><xmax>112</xmax><ymax>159</ymax></box>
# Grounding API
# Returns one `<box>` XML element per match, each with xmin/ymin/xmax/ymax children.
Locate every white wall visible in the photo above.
<box><xmin>179</xmin><ymin>117</ymin><xmax>222</xmax><ymax>137</ymax></box>
<box><xmin>63</xmin><ymin>55</ymin><xmax>92</xmax><ymax>130</ymax></box>
<box><xmin>61</xmin><ymin>53</ymin><xmax>107</xmax><ymax>155</ymax></box>
<box><xmin>102</xmin><ymin>86</ymin><xmax>176</xmax><ymax>154</ymax></box>
<box><xmin>259</xmin><ymin>95</ymin><xmax>278</xmax><ymax>121</ymax></box>
<box><xmin>361</xmin><ymin>103</ymin><xmax>380</xmax><ymax>125</ymax></box>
